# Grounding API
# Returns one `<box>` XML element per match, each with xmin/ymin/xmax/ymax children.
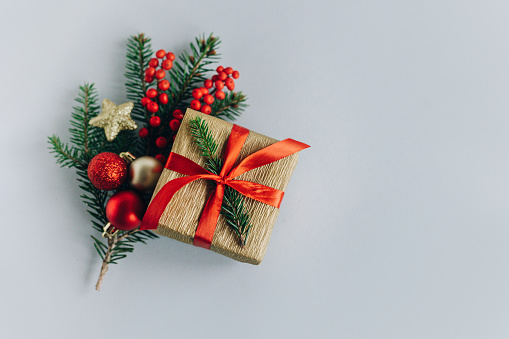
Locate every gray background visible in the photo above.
<box><xmin>1</xmin><ymin>0</ymin><xmax>508</xmax><ymax>338</ymax></box>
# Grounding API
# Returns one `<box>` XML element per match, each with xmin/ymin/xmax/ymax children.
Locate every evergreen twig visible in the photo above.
<box><xmin>48</xmin><ymin>135</ymin><xmax>86</xmax><ymax>169</ymax></box>
<box><xmin>49</xmin><ymin>33</ymin><xmax>248</xmax><ymax>290</ymax></box>
<box><xmin>168</xmin><ymin>34</ymin><xmax>221</xmax><ymax>113</ymax></box>
<box><xmin>189</xmin><ymin>117</ymin><xmax>252</xmax><ymax>247</ymax></box>
<box><xmin>48</xmin><ymin>82</ymin><xmax>158</xmax><ymax>291</ymax></box>
<box><xmin>125</xmin><ymin>33</ymin><xmax>153</xmax><ymax>156</ymax></box>
<box><xmin>211</xmin><ymin>91</ymin><xmax>248</xmax><ymax>120</ymax></box>
<box><xmin>189</xmin><ymin>117</ymin><xmax>222</xmax><ymax>174</ymax></box>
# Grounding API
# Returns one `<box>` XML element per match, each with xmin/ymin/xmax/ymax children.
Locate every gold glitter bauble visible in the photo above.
<box><xmin>128</xmin><ymin>156</ymin><xmax>164</xmax><ymax>191</ymax></box>
<box><xmin>89</xmin><ymin>99</ymin><xmax>137</xmax><ymax>141</ymax></box>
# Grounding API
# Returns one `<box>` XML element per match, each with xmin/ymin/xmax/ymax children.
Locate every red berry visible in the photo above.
<box><xmin>141</xmin><ymin>97</ymin><xmax>151</xmax><ymax>106</ymax></box>
<box><xmin>211</xmin><ymin>75</ymin><xmax>218</xmax><ymax>82</ymax></box>
<box><xmin>204</xmin><ymin>79</ymin><xmax>213</xmax><ymax>88</ymax></box>
<box><xmin>155</xmin><ymin>69</ymin><xmax>166</xmax><ymax>79</ymax></box>
<box><xmin>214</xmin><ymin>80</ymin><xmax>224</xmax><ymax>90</ymax></box>
<box><xmin>169</xmin><ymin>119</ymin><xmax>181</xmax><ymax>131</ymax></box>
<box><xmin>190</xmin><ymin>99</ymin><xmax>201</xmax><ymax>110</ymax></box>
<box><xmin>146</xmin><ymin>89</ymin><xmax>158</xmax><ymax>99</ymax></box>
<box><xmin>155</xmin><ymin>154</ymin><xmax>166</xmax><ymax>163</ymax></box>
<box><xmin>149</xmin><ymin>116</ymin><xmax>161</xmax><ymax>127</ymax></box>
<box><xmin>158</xmin><ymin>80</ymin><xmax>170</xmax><ymax>91</ymax></box>
<box><xmin>227</xmin><ymin>82</ymin><xmax>235</xmax><ymax>91</ymax></box>
<box><xmin>192</xmin><ymin>88</ymin><xmax>203</xmax><ymax>99</ymax></box>
<box><xmin>200</xmin><ymin>87</ymin><xmax>209</xmax><ymax>95</ymax></box>
<box><xmin>155</xmin><ymin>49</ymin><xmax>166</xmax><ymax>58</ymax></box>
<box><xmin>200</xmin><ymin>105</ymin><xmax>212</xmax><ymax>115</ymax></box>
<box><xmin>215</xmin><ymin>90</ymin><xmax>225</xmax><ymax>100</ymax></box>
<box><xmin>145</xmin><ymin>75</ymin><xmax>154</xmax><ymax>83</ymax></box>
<box><xmin>159</xmin><ymin>93</ymin><xmax>169</xmax><ymax>104</ymax></box>
<box><xmin>225</xmin><ymin>78</ymin><xmax>234</xmax><ymax>88</ymax></box>
<box><xmin>166</xmin><ymin>52</ymin><xmax>175</xmax><ymax>61</ymax></box>
<box><xmin>218</xmin><ymin>72</ymin><xmax>227</xmax><ymax>81</ymax></box>
<box><xmin>203</xmin><ymin>94</ymin><xmax>214</xmax><ymax>105</ymax></box>
<box><xmin>172</xmin><ymin>134</ymin><xmax>177</xmax><ymax>141</ymax></box>
<box><xmin>145</xmin><ymin>67</ymin><xmax>156</xmax><ymax>77</ymax></box>
<box><xmin>147</xmin><ymin>102</ymin><xmax>159</xmax><ymax>114</ymax></box>
<box><xmin>216</xmin><ymin>66</ymin><xmax>224</xmax><ymax>73</ymax></box>
<box><xmin>173</xmin><ymin>109</ymin><xmax>184</xmax><ymax>119</ymax></box>
<box><xmin>162</xmin><ymin>59</ymin><xmax>173</xmax><ymax>70</ymax></box>
<box><xmin>149</xmin><ymin>58</ymin><xmax>159</xmax><ymax>67</ymax></box>
<box><xmin>224</xmin><ymin>67</ymin><xmax>233</xmax><ymax>75</ymax></box>
<box><xmin>232</xmin><ymin>70</ymin><xmax>239</xmax><ymax>79</ymax></box>
<box><xmin>155</xmin><ymin>136</ymin><xmax>167</xmax><ymax>149</ymax></box>
<box><xmin>138</xmin><ymin>127</ymin><xmax>149</xmax><ymax>138</ymax></box>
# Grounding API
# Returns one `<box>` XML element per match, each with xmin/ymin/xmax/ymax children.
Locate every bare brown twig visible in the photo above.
<box><xmin>95</xmin><ymin>229</ymin><xmax>139</xmax><ymax>291</ymax></box>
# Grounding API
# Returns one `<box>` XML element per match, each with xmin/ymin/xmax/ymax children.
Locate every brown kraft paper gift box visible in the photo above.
<box><xmin>149</xmin><ymin>109</ymin><xmax>304</xmax><ymax>264</ymax></box>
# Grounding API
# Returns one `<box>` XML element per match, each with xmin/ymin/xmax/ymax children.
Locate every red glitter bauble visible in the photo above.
<box><xmin>105</xmin><ymin>190</ymin><xmax>146</xmax><ymax>231</ymax></box>
<box><xmin>87</xmin><ymin>152</ymin><xmax>127</xmax><ymax>191</ymax></box>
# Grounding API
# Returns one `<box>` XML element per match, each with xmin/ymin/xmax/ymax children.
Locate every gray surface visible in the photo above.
<box><xmin>1</xmin><ymin>0</ymin><xmax>508</xmax><ymax>338</ymax></box>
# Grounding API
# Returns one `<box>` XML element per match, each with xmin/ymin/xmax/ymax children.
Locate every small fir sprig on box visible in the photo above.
<box><xmin>189</xmin><ymin>117</ymin><xmax>252</xmax><ymax>246</ymax></box>
<box><xmin>48</xmin><ymin>33</ymin><xmax>248</xmax><ymax>291</ymax></box>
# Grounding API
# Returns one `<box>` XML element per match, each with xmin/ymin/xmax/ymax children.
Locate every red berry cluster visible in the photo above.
<box><xmin>140</xmin><ymin>49</ymin><xmax>175</xmax><ymax>116</ymax></box>
<box><xmin>138</xmin><ymin>49</ymin><xmax>184</xmax><ymax>163</ymax></box>
<box><xmin>138</xmin><ymin>107</ymin><xmax>184</xmax><ymax>158</ymax></box>
<box><xmin>190</xmin><ymin>66</ymin><xmax>239</xmax><ymax>115</ymax></box>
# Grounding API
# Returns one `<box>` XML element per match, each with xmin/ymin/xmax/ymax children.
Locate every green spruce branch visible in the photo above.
<box><xmin>48</xmin><ymin>83</ymin><xmax>157</xmax><ymax>291</ymax></box>
<box><xmin>48</xmin><ymin>135</ymin><xmax>86</xmax><ymax>169</ymax></box>
<box><xmin>125</xmin><ymin>33</ymin><xmax>152</xmax><ymax>123</ymax></box>
<box><xmin>211</xmin><ymin>91</ymin><xmax>248</xmax><ymax>120</ymax></box>
<box><xmin>125</xmin><ymin>33</ymin><xmax>153</xmax><ymax>156</ymax></box>
<box><xmin>168</xmin><ymin>34</ymin><xmax>221</xmax><ymax>112</ymax></box>
<box><xmin>49</xmin><ymin>33</ymin><xmax>248</xmax><ymax>291</ymax></box>
<box><xmin>189</xmin><ymin>117</ymin><xmax>252</xmax><ymax>247</ymax></box>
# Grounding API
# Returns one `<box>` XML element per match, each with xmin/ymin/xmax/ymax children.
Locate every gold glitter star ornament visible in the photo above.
<box><xmin>90</xmin><ymin>99</ymin><xmax>137</xmax><ymax>141</ymax></box>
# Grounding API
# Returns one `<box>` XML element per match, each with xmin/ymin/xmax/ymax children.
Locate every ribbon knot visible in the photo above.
<box><xmin>140</xmin><ymin>124</ymin><xmax>309</xmax><ymax>249</ymax></box>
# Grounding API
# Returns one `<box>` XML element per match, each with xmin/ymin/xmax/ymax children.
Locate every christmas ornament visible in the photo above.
<box><xmin>128</xmin><ymin>156</ymin><xmax>163</xmax><ymax>191</ymax></box>
<box><xmin>87</xmin><ymin>152</ymin><xmax>127</xmax><ymax>190</ymax></box>
<box><xmin>89</xmin><ymin>99</ymin><xmax>137</xmax><ymax>141</ymax></box>
<box><xmin>105</xmin><ymin>190</ymin><xmax>146</xmax><ymax>231</ymax></box>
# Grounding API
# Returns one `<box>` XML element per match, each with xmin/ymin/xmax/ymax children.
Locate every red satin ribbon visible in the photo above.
<box><xmin>140</xmin><ymin>124</ymin><xmax>310</xmax><ymax>249</ymax></box>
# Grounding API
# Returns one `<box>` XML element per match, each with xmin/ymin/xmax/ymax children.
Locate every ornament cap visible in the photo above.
<box><xmin>120</xmin><ymin>152</ymin><xmax>136</xmax><ymax>165</ymax></box>
<box><xmin>102</xmin><ymin>222</ymin><xmax>119</xmax><ymax>238</ymax></box>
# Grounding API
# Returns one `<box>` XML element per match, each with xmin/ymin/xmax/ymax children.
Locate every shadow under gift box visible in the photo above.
<box><xmin>147</xmin><ymin>109</ymin><xmax>303</xmax><ymax>264</ymax></box>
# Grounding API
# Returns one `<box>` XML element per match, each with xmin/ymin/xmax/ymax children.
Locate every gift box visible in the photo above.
<box><xmin>141</xmin><ymin>109</ymin><xmax>309</xmax><ymax>264</ymax></box>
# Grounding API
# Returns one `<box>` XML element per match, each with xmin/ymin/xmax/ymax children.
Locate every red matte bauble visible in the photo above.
<box><xmin>105</xmin><ymin>190</ymin><xmax>146</xmax><ymax>231</ymax></box>
<box><xmin>88</xmin><ymin>152</ymin><xmax>127</xmax><ymax>191</ymax></box>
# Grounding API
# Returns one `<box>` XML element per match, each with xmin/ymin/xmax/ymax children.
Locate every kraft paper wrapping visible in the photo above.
<box><xmin>151</xmin><ymin>109</ymin><xmax>300</xmax><ymax>264</ymax></box>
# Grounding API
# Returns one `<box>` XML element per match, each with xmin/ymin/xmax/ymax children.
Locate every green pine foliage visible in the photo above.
<box><xmin>211</xmin><ymin>91</ymin><xmax>248</xmax><ymax>120</ymax></box>
<box><xmin>48</xmin><ymin>83</ymin><xmax>158</xmax><ymax>268</ymax></box>
<box><xmin>189</xmin><ymin>117</ymin><xmax>252</xmax><ymax>247</ymax></box>
<box><xmin>49</xmin><ymin>33</ymin><xmax>249</xmax><ymax>289</ymax></box>
<box><xmin>125</xmin><ymin>34</ymin><xmax>153</xmax><ymax>156</ymax></box>
<box><xmin>189</xmin><ymin>117</ymin><xmax>222</xmax><ymax>174</ymax></box>
<box><xmin>168</xmin><ymin>34</ymin><xmax>221</xmax><ymax>111</ymax></box>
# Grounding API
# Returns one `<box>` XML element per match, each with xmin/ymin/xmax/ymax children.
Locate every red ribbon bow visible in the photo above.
<box><xmin>140</xmin><ymin>124</ymin><xmax>309</xmax><ymax>249</ymax></box>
